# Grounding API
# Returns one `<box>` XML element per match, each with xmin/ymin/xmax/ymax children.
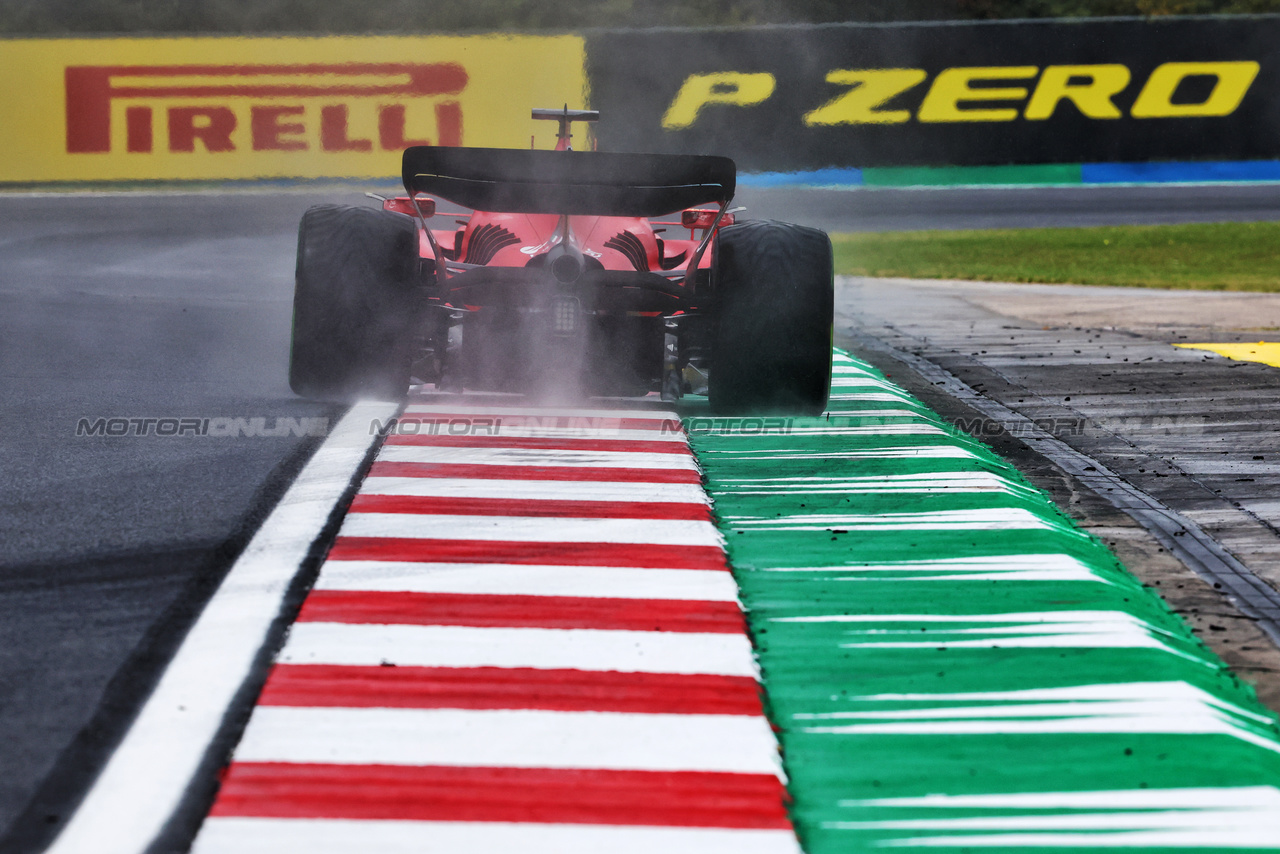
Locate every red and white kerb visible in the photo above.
<box><xmin>192</xmin><ymin>404</ymin><xmax>797</xmax><ymax>853</ymax></box>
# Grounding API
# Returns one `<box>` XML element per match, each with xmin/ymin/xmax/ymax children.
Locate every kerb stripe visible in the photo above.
<box><xmin>278</xmin><ymin>623</ymin><xmax>759</xmax><ymax>676</ymax></box>
<box><xmin>385</xmin><ymin>435</ymin><xmax>688</xmax><ymax>454</ymax></box>
<box><xmin>184</xmin><ymin>403</ymin><xmax>791</xmax><ymax>852</ymax></box>
<box><xmin>348</xmin><ymin>494</ymin><xmax>712</xmax><ymax>520</ymax></box>
<box><xmin>377</xmin><ymin>446</ymin><xmax>695</xmax><ymax>469</ymax></box>
<box><xmin>400</xmin><ymin>406</ymin><xmax>679</xmax><ymax>423</ymax></box>
<box><xmin>209</xmin><ymin>763</ymin><xmax>791</xmax><ymax>829</ymax></box>
<box><xmin>296</xmin><ymin>590</ymin><xmax>746</xmax><ymax>633</ymax></box>
<box><xmin>194</xmin><ymin>819</ymin><xmax>802</xmax><ymax>854</ymax></box>
<box><xmin>368</xmin><ymin>461</ymin><xmax>703</xmax><ymax>483</ymax></box>
<box><xmin>231</xmin><ymin>706</ymin><xmax>780</xmax><ymax>772</ymax></box>
<box><xmin>258</xmin><ymin>665</ymin><xmax>764</xmax><ymax>715</ymax></box>
<box><xmin>357</xmin><ymin>476</ymin><xmax>709</xmax><ymax>503</ymax></box>
<box><xmin>326</xmin><ymin>537</ymin><xmax>728</xmax><ymax>570</ymax></box>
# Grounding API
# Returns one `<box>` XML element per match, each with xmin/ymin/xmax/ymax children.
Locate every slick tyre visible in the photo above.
<box><xmin>709</xmin><ymin>220</ymin><xmax>834</xmax><ymax>415</ymax></box>
<box><xmin>289</xmin><ymin>205</ymin><xmax>419</xmax><ymax>401</ymax></box>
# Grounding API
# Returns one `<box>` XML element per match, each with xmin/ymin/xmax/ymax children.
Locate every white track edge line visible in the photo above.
<box><xmin>45</xmin><ymin>401</ymin><xmax>397</xmax><ymax>854</ymax></box>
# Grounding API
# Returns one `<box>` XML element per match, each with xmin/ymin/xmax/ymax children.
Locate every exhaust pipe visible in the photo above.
<box><xmin>546</xmin><ymin>241</ymin><xmax>584</xmax><ymax>284</ymax></box>
<box><xmin>543</xmin><ymin>214</ymin><xmax>585</xmax><ymax>284</ymax></box>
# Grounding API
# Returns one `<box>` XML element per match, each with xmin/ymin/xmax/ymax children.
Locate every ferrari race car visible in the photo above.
<box><xmin>289</xmin><ymin>108</ymin><xmax>834</xmax><ymax>414</ymax></box>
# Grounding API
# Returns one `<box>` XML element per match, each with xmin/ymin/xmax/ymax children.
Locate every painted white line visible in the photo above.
<box><xmin>388</xmin><ymin>425</ymin><xmax>686</xmax><ymax>440</ymax></box>
<box><xmin>719</xmin><ymin>508</ymin><xmax>1059</xmax><ymax>532</ymax></box>
<box><xmin>279</xmin><ymin>623</ymin><xmax>759</xmax><ymax>677</ymax></box>
<box><xmin>797</xmin><ymin>681</ymin><xmax>1275</xmax><ymax>723</ymax></box>
<box><xmin>771</xmin><ymin>422</ymin><xmax>945</xmax><ymax>436</ymax></box>
<box><xmin>834</xmin><ymin>681</ymin><xmax>1275</xmax><ymax>715</ymax></box>
<box><xmin>714</xmin><ymin>472</ymin><xmax>1023</xmax><ymax>494</ymax></box>
<box><xmin>194</xmin><ymin>818</ymin><xmax>804</xmax><ymax>854</ymax></box>
<box><xmin>786</xmin><ymin>409</ymin><xmax>927</xmax><ymax>419</ymax></box>
<box><xmin>762</xmin><ymin>554</ymin><xmax>1110</xmax><ymax>584</ymax></box>
<box><xmin>743</xmin><ymin>424</ymin><xmax>942</xmax><ymax>436</ymax></box>
<box><xmin>337</xmin><ymin>512</ymin><xmax>723</xmax><ymax>546</ymax></box>
<box><xmin>377</xmin><ymin>444</ymin><xmax>699</xmax><ymax>469</ymax></box>
<box><xmin>779</xmin><ymin>610</ymin><xmax>1162</xmax><ymax>625</ymax></box>
<box><xmin>844</xmin><ymin>784</ymin><xmax>1280</xmax><ymax>810</ymax></box>
<box><xmin>776</xmin><ymin>611</ymin><xmax>1203</xmax><ymax>659</ymax></box>
<box><xmin>232</xmin><ymin>707</ymin><xmax>781</xmax><ymax>773</ymax></box>
<box><xmin>826</xmin><ymin>788</ymin><xmax>1280</xmax><ymax>846</ymax></box>
<box><xmin>358</xmin><ymin>476</ymin><xmax>710</xmax><ymax>503</ymax></box>
<box><xmin>698</xmin><ymin>447</ymin><xmax>978</xmax><ymax>461</ymax></box>
<box><xmin>829</xmin><ymin>378</ymin><xmax>908</xmax><ymax>389</ymax></box>
<box><xmin>401</xmin><ymin>405</ymin><xmax>680</xmax><ymax>420</ymax></box>
<box><xmin>314</xmin><ymin>561</ymin><xmax>740</xmax><ymax>601</ymax></box>
<box><xmin>794</xmin><ymin>685</ymin><xmax>1280</xmax><ymax>751</ymax></box>
<box><xmin>825</xmin><ymin>392</ymin><xmax>920</xmax><ymax>403</ymax></box>
<box><xmin>45</xmin><ymin>401</ymin><xmax>398</xmax><ymax>854</ymax></box>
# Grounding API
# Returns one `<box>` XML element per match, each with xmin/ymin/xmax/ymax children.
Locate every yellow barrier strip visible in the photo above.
<box><xmin>1175</xmin><ymin>342</ymin><xmax>1280</xmax><ymax>368</ymax></box>
<box><xmin>0</xmin><ymin>35</ymin><xmax>587</xmax><ymax>183</ymax></box>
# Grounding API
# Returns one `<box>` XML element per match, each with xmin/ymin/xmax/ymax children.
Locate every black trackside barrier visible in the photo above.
<box><xmin>402</xmin><ymin>147</ymin><xmax>736</xmax><ymax>215</ymax></box>
<box><xmin>585</xmin><ymin>16</ymin><xmax>1280</xmax><ymax>169</ymax></box>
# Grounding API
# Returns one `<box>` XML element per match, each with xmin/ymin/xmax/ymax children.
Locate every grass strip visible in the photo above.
<box><xmin>832</xmin><ymin>221</ymin><xmax>1280</xmax><ymax>291</ymax></box>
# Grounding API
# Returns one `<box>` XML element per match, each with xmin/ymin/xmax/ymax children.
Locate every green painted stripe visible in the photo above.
<box><xmin>861</xmin><ymin>164</ymin><xmax>1083</xmax><ymax>187</ymax></box>
<box><xmin>685</xmin><ymin>349</ymin><xmax>1280</xmax><ymax>853</ymax></box>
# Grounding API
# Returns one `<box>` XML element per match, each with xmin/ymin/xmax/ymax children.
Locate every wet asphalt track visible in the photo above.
<box><xmin>3</xmin><ymin>182</ymin><xmax>1280</xmax><ymax>851</ymax></box>
<box><xmin>0</xmin><ymin>192</ymin><xmax>342</xmax><ymax>852</ymax></box>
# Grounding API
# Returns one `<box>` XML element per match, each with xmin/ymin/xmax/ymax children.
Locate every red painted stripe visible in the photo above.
<box><xmin>385</xmin><ymin>434</ymin><xmax>688</xmax><ymax>454</ymax></box>
<box><xmin>368</xmin><ymin>461</ymin><xmax>702</xmax><ymax>484</ymax></box>
<box><xmin>259</xmin><ymin>665</ymin><xmax>764</xmax><ymax>715</ymax></box>
<box><xmin>297</xmin><ymin>590</ymin><xmax>745</xmax><ymax>634</ymax></box>
<box><xmin>395</xmin><ymin>414</ymin><xmax>682</xmax><ymax>432</ymax></box>
<box><xmin>326</xmin><ymin>537</ymin><xmax>728</xmax><ymax>570</ymax></box>
<box><xmin>399</xmin><ymin>414</ymin><xmax>686</xmax><ymax>430</ymax></box>
<box><xmin>347</xmin><ymin>494</ymin><xmax>712</xmax><ymax>521</ymax></box>
<box><xmin>209</xmin><ymin>763</ymin><xmax>792</xmax><ymax>829</ymax></box>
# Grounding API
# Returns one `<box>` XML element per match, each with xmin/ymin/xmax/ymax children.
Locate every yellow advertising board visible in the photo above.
<box><xmin>0</xmin><ymin>34</ymin><xmax>588</xmax><ymax>183</ymax></box>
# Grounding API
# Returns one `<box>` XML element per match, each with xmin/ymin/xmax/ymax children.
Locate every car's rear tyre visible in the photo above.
<box><xmin>289</xmin><ymin>204</ymin><xmax>419</xmax><ymax>401</ymax></box>
<box><xmin>709</xmin><ymin>219</ymin><xmax>834</xmax><ymax>415</ymax></box>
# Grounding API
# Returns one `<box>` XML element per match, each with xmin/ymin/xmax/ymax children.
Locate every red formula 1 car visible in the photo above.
<box><xmin>289</xmin><ymin>108</ymin><xmax>833</xmax><ymax>413</ymax></box>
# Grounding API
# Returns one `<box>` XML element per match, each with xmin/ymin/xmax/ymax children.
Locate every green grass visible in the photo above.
<box><xmin>831</xmin><ymin>221</ymin><xmax>1280</xmax><ymax>291</ymax></box>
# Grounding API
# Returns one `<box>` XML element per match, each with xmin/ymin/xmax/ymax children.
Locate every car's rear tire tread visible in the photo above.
<box><xmin>289</xmin><ymin>204</ymin><xmax>419</xmax><ymax>402</ymax></box>
<box><xmin>709</xmin><ymin>219</ymin><xmax>834</xmax><ymax>415</ymax></box>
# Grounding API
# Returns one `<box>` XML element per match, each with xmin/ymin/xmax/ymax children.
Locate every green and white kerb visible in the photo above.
<box><xmin>688</xmin><ymin>349</ymin><xmax>1280</xmax><ymax>854</ymax></box>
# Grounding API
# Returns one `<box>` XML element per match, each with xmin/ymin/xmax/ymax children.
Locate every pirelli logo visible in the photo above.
<box><xmin>65</xmin><ymin>62</ymin><xmax>468</xmax><ymax>155</ymax></box>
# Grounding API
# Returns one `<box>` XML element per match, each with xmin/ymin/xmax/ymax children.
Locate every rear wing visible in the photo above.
<box><xmin>402</xmin><ymin>147</ymin><xmax>735</xmax><ymax>216</ymax></box>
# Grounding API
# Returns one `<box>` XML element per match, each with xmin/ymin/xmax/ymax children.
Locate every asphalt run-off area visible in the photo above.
<box><xmin>4</xmin><ymin>184</ymin><xmax>1280</xmax><ymax>852</ymax></box>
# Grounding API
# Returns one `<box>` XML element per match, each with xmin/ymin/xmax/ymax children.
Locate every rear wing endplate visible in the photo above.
<box><xmin>402</xmin><ymin>147</ymin><xmax>735</xmax><ymax>216</ymax></box>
